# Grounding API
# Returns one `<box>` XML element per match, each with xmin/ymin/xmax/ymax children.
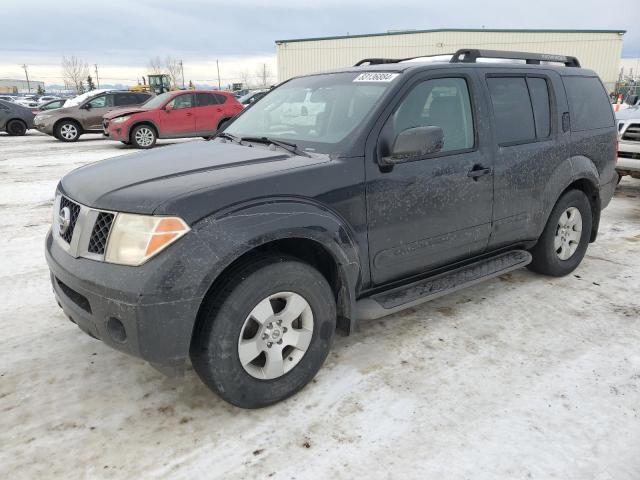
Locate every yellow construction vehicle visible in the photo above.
<box><xmin>130</xmin><ymin>74</ymin><xmax>173</xmax><ymax>95</ymax></box>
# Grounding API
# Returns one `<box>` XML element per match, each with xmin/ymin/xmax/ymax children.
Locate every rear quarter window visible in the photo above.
<box><xmin>563</xmin><ymin>76</ymin><xmax>614</xmax><ymax>131</ymax></box>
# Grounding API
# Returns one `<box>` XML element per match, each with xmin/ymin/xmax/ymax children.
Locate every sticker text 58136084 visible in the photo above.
<box><xmin>353</xmin><ymin>72</ymin><xmax>400</xmax><ymax>82</ymax></box>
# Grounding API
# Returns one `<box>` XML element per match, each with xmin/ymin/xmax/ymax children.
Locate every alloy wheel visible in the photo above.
<box><xmin>237</xmin><ymin>292</ymin><xmax>314</xmax><ymax>380</ymax></box>
<box><xmin>60</xmin><ymin>124</ymin><xmax>78</xmax><ymax>140</ymax></box>
<box><xmin>554</xmin><ymin>206</ymin><xmax>582</xmax><ymax>260</ymax></box>
<box><xmin>134</xmin><ymin>127</ymin><xmax>154</xmax><ymax>147</ymax></box>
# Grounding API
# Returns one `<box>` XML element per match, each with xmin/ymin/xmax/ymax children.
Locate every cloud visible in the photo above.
<box><xmin>2</xmin><ymin>0</ymin><xmax>637</xmax><ymax>84</ymax></box>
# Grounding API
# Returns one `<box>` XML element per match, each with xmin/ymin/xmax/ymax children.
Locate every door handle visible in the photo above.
<box><xmin>467</xmin><ymin>165</ymin><xmax>491</xmax><ymax>180</ymax></box>
<box><xmin>186</xmin><ymin>112</ymin><xmax>193</xmax><ymax>116</ymax></box>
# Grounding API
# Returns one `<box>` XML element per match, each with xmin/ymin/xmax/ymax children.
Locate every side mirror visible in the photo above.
<box><xmin>82</xmin><ymin>103</ymin><xmax>92</xmax><ymax>110</ymax></box>
<box><xmin>164</xmin><ymin>103</ymin><xmax>174</xmax><ymax>112</ymax></box>
<box><xmin>381</xmin><ymin>126</ymin><xmax>444</xmax><ymax>165</ymax></box>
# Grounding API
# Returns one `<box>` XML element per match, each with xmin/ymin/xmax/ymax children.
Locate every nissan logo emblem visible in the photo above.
<box><xmin>59</xmin><ymin>206</ymin><xmax>71</xmax><ymax>236</ymax></box>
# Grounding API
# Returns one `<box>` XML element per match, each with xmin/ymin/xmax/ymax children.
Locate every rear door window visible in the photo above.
<box><xmin>214</xmin><ymin>94</ymin><xmax>227</xmax><ymax>104</ymax></box>
<box><xmin>563</xmin><ymin>76</ymin><xmax>614</xmax><ymax>131</ymax></box>
<box><xmin>487</xmin><ymin>77</ymin><xmax>536</xmax><ymax>145</ymax></box>
<box><xmin>114</xmin><ymin>93</ymin><xmax>140</xmax><ymax>107</ymax></box>
<box><xmin>196</xmin><ymin>93</ymin><xmax>217</xmax><ymax>106</ymax></box>
<box><xmin>526</xmin><ymin>78</ymin><xmax>551</xmax><ymax>138</ymax></box>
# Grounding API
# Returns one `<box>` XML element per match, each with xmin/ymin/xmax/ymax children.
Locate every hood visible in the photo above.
<box><xmin>104</xmin><ymin>107</ymin><xmax>148</xmax><ymax>120</ymax></box>
<box><xmin>616</xmin><ymin>106</ymin><xmax>640</xmax><ymax>121</ymax></box>
<box><xmin>59</xmin><ymin>140</ymin><xmax>326</xmax><ymax>219</ymax></box>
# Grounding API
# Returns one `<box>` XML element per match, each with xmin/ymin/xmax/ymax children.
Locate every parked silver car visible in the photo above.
<box><xmin>616</xmin><ymin>106</ymin><xmax>640</xmax><ymax>180</ymax></box>
<box><xmin>0</xmin><ymin>99</ymin><xmax>35</xmax><ymax>136</ymax></box>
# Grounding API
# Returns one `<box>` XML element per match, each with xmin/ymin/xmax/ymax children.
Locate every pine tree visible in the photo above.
<box><xmin>188</xmin><ymin>80</ymin><xmax>194</xmax><ymax>90</ymax></box>
<box><xmin>37</xmin><ymin>84</ymin><xmax>45</xmax><ymax>95</ymax></box>
<box><xmin>87</xmin><ymin>75</ymin><xmax>96</xmax><ymax>91</ymax></box>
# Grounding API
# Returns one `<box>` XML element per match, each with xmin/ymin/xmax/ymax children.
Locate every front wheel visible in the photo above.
<box><xmin>54</xmin><ymin>121</ymin><xmax>81</xmax><ymax>142</ymax></box>
<box><xmin>528</xmin><ymin>189</ymin><xmax>593</xmax><ymax>276</ymax></box>
<box><xmin>131</xmin><ymin>125</ymin><xmax>157</xmax><ymax>149</ymax></box>
<box><xmin>191</xmin><ymin>256</ymin><xmax>336</xmax><ymax>408</ymax></box>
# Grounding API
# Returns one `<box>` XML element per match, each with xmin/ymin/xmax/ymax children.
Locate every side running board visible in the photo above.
<box><xmin>356</xmin><ymin>250</ymin><xmax>532</xmax><ymax>320</ymax></box>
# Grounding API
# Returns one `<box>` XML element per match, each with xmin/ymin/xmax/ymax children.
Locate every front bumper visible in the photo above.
<box><xmin>105</xmin><ymin>121</ymin><xmax>129</xmax><ymax>141</ymax></box>
<box><xmin>45</xmin><ymin>229</ymin><xmax>205</xmax><ymax>367</ymax></box>
<box><xmin>33</xmin><ymin>118</ymin><xmax>55</xmax><ymax>135</ymax></box>
<box><xmin>617</xmin><ymin>140</ymin><xmax>640</xmax><ymax>175</ymax></box>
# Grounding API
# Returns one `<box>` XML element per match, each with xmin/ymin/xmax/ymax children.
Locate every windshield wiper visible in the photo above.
<box><xmin>212</xmin><ymin>131</ymin><xmax>241</xmax><ymax>143</ymax></box>
<box><xmin>240</xmin><ymin>136</ymin><xmax>311</xmax><ymax>158</ymax></box>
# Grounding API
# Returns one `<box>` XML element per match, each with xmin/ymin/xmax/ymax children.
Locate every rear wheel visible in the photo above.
<box><xmin>191</xmin><ymin>255</ymin><xmax>336</xmax><ymax>408</ymax></box>
<box><xmin>130</xmin><ymin>124</ymin><xmax>156</xmax><ymax>149</ymax></box>
<box><xmin>54</xmin><ymin>120</ymin><xmax>81</xmax><ymax>142</ymax></box>
<box><xmin>528</xmin><ymin>189</ymin><xmax>592</xmax><ymax>276</ymax></box>
<box><xmin>6</xmin><ymin>119</ymin><xmax>27</xmax><ymax>136</ymax></box>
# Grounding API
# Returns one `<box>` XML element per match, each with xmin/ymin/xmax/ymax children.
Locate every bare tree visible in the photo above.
<box><xmin>239</xmin><ymin>69</ymin><xmax>251</xmax><ymax>89</ymax></box>
<box><xmin>61</xmin><ymin>56</ymin><xmax>90</xmax><ymax>94</ymax></box>
<box><xmin>147</xmin><ymin>56</ymin><xmax>163</xmax><ymax>74</ymax></box>
<box><xmin>165</xmin><ymin>56</ymin><xmax>181</xmax><ymax>88</ymax></box>
<box><xmin>255</xmin><ymin>63</ymin><xmax>272</xmax><ymax>88</ymax></box>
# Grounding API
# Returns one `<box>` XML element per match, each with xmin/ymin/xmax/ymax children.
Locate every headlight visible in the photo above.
<box><xmin>105</xmin><ymin>214</ymin><xmax>190</xmax><ymax>266</ymax></box>
<box><xmin>111</xmin><ymin>115</ymin><xmax>130</xmax><ymax>124</ymax></box>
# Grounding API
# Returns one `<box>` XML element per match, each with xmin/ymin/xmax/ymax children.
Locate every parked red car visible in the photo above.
<box><xmin>103</xmin><ymin>90</ymin><xmax>243</xmax><ymax>148</ymax></box>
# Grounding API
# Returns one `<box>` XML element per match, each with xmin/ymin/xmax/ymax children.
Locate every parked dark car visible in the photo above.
<box><xmin>45</xmin><ymin>50</ymin><xmax>617</xmax><ymax>408</ymax></box>
<box><xmin>0</xmin><ymin>99</ymin><xmax>35</xmax><ymax>135</ymax></box>
<box><xmin>102</xmin><ymin>90</ymin><xmax>243</xmax><ymax>148</ymax></box>
<box><xmin>34</xmin><ymin>90</ymin><xmax>152</xmax><ymax>142</ymax></box>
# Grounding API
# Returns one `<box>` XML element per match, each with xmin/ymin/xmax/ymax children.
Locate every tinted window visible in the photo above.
<box><xmin>487</xmin><ymin>77</ymin><xmax>535</xmax><ymax>145</ymax></box>
<box><xmin>114</xmin><ymin>93</ymin><xmax>139</xmax><ymax>107</ymax></box>
<box><xmin>196</xmin><ymin>93</ymin><xmax>217</xmax><ymax>106</ymax></box>
<box><xmin>527</xmin><ymin>78</ymin><xmax>551</xmax><ymax>138</ymax></box>
<box><xmin>166</xmin><ymin>94</ymin><xmax>194</xmax><ymax>109</ymax></box>
<box><xmin>564</xmin><ymin>76</ymin><xmax>614</xmax><ymax>131</ymax></box>
<box><xmin>392</xmin><ymin>77</ymin><xmax>474</xmax><ymax>152</ymax></box>
<box><xmin>214</xmin><ymin>94</ymin><xmax>227</xmax><ymax>105</ymax></box>
<box><xmin>136</xmin><ymin>93</ymin><xmax>152</xmax><ymax>103</ymax></box>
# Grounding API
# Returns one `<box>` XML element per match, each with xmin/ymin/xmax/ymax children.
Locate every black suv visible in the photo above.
<box><xmin>45</xmin><ymin>50</ymin><xmax>617</xmax><ymax>408</ymax></box>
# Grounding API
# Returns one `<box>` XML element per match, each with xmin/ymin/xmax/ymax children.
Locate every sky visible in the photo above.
<box><xmin>1</xmin><ymin>0</ymin><xmax>638</xmax><ymax>87</ymax></box>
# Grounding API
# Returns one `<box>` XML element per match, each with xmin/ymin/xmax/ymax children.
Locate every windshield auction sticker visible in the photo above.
<box><xmin>353</xmin><ymin>72</ymin><xmax>400</xmax><ymax>82</ymax></box>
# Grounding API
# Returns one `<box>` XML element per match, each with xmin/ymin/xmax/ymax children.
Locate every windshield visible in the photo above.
<box><xmin>141</xmin><ymin>92</ymin><xmax>172</xmax><ymax>109</ymax></box>
<box><xmin>225</xmin><ymin>72</ymin><xmax>396</xmax><ymax>153</ymax></box>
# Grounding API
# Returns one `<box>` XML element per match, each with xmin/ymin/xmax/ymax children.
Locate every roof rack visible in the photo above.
<box><xmin>354</xmin><ymin>49</ymin><xmax>580</xmax><ymax>68</ymax></box>
<box><xmin>450</xmin><ymin>49</ymin><xmax>581</xmax><ymax>67</ymax></box>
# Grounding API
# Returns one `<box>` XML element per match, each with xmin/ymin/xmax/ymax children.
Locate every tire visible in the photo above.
<box><xmin>130</xmin><ymin>124</ymin><xmax>156</xmax><ymax>149</ymax></box>
<box><xmin>191</xmin><ymin>255</ymin><xmax>336</xmax><ymax>409</ymax></box>
<box><xmin>54</xmin><ymin>120</ymin><xmax>81</xmax><ymax>142</ymax></box>
<box><xmin>528</xmin><ymin>189</ymin><xmax>593</xmax><ymax>277</ymax></box>
<box><xmin>6</xmin><ymin>119</ymin><xmax>27</xmax><ymax>136</ymax></box>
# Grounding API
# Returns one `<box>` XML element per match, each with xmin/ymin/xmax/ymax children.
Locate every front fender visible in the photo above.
<box><xmin>190</xmin><ymin>197</ymin><xmax>363</xmax><ymax>322</ymax></box>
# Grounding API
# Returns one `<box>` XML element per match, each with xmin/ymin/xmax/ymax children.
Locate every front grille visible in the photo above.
<box><xmin>88</xmin><ymin>212</ymin><xmax>114</xmax><ymax>254</ymax></box>
<box><xmin>619</xmin><ymin>151</ymin><xmax>640</xmax><ymax>160</ymax></box>
<box><xmin>59</xmin><ymin>196</ymin><xmax>81</xmax><ymax>243</ymax></box>
<box><xmin>622</xmin><ymin>123</ymin><xmax>640</xmax><ymax>142</ymax></box>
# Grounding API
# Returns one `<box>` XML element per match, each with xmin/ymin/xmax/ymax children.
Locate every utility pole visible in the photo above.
<box><xmin>21</xmin><ymin>64</ymin><xmax>31</xmax><ymax>93</ymax></box>
<box><xmin>179</xmin><ymin>60</ymin><xmax>185</xmax><ymax>88</ymax></box>
<box><xmin>216</xmin><ymin>59</ymin><xmax>221</xmax><ymax>90</ymax></box>
<box><xmin>94</xmin><ymin>64</ymin><xmax>100</xmax><ymax>88</ymax></box>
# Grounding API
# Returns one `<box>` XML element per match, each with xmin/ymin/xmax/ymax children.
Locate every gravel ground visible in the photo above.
<box><xmin>1</xmin><ymin>131</ymin><xmax>639</xmax><ymax>480</ymax></box>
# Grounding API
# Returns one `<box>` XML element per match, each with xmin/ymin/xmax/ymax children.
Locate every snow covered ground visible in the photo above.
<box><xmin>1</xmin><ymin>131</ymin><xmax>639</xmax><ymax>480</ymax></box>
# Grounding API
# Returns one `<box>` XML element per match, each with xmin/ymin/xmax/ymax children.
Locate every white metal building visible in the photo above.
<box><xmin>276</xmin><ymin>29</ymin><xmax>625</xmax><ymax>90</ymax></box>
<box><xmin>0</xmin><ymin>78</ymin><xmax>45</xmax><ymax>94</ymax></box>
